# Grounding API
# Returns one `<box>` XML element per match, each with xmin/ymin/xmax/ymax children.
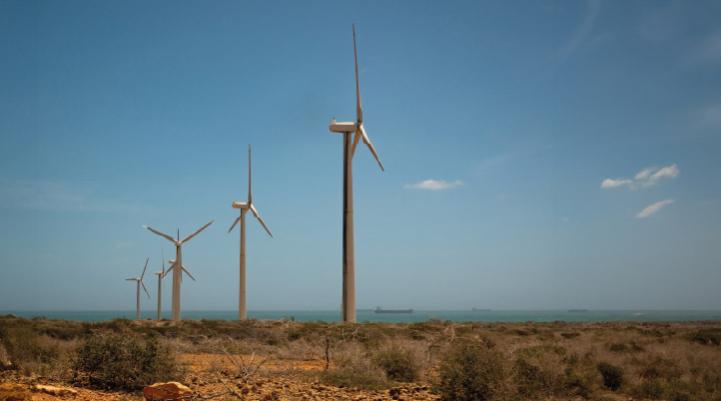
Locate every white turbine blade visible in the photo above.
<box><xmin>141</xmin><ymin>258</ymin><xmax>149</xmax><ymax>280</ymax></box>
<box><xmin>181</xmin><ymin>220</ymin><xmax>214</xmax><ymax>243</ymax></box>
<box><xmin>360</xmin><ymin>125</ymin><xmax>384</xmax><ymax>171</ymax></box>
<box><xmin>144</xmin><ymin>225</ymin><xmax>177</xmax><ymax>244</ymax></box>
<box><xmin>228</xmin><ymin>216</ymin><xmax>241</xmax><ymax>233</ymax></box>
<box><xmin>141</xmin><ymin>281</ymin><xmax>150</xmax><ymax>298</ymax></box>
<box><xmin>351</xmin><ymin>127</ymin><xmax>361</xmax><ymax>156</ymax></box>
<box><xmin>160</xmin><ymin>249</ymin><xmax>165</xmax><ymax>275</ymax></box>
<box><xmin>353</xmin><ymin>24</ymin><xmax>363</xmax><ymax>124</ymax></box>
<box><xmin>249</xmin><ymin>204</ymin><xmax>273</xmax><ymax>237</ymax></box>
<box><xmin>162</xmin><ymin>260</ymin><xmax>177</xmax><ymax>278</ymax></box>
<box><xmin>126</xmin><ymin>278</ymin><xmax>137</xmax><ymax>281</ymax></box>
<box><xmin>181</xmin><ymin>265</ymin><xmax>196</xmax><ymax>281</ymax></box>
<box><xmin>248</xmin><ymin>145</ymin><xmax>252</xmax><ymax>204</ymax></box>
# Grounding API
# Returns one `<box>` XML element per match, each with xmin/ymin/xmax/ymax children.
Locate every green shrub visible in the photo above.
<box><xmin>597</xmin><ymin>362</ymin><xmax>624</xmax><ymax>391</ymax></box>
<box><xmin>73</xmin><ymin>332</ymin><xmax>179</xmax><ymax>390</ymax></box>
<box><xmin>372</xmin><ymin>344</ymin><xmax>420</xmax><ymax>382</ymax></box>
<box><xmin>437</xmin><ymin>343</ymin><xmax>506</xmax><ymax>401</ymax></box>
<box><xmin>691</xmin><ymin>329</ymin><xmax>721</xmax><ymax>346</ymax></box>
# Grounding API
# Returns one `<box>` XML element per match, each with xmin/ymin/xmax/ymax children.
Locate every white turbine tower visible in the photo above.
<box><xmin>329</xmin><ymin>24</ymin><xmax>384</xmax><ymax>323</ymax></box>
<box><xmin>153</xmin><ymin>250</ymin><xmax>166</xmax><ymax>321</ymax></box>
<box><xmin>228</xmin><ymin>145</ymin><xmax>273</xmax><ymax>320</ymax></box>
<box><xmin>143</xmin><ymin>221</ymin><xmax>213</xmax><ymax>321</ymax></box>
<box><xmin>126</xmin><ymin>258</ymin><xmax>150</xmax><ymax>320</ymax></box>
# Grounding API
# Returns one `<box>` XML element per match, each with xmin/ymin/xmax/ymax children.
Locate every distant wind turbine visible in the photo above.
<box><xmin>126</xmin><ymin>258</ymin><xmax>150</xmax><ymax>320</ymax></box>
<box><xmin>143</xmin><ymin>221</ymin><xmax>213</xmax><ymax>321</ymax></box>
<box><xmin>329</xmin><ymin>24</ymin><xmax>384</xmax><ymax>323</ymax></box>
<box><xmin>153</xmin><ymin>250</ymin><xmax>166</xmax><ymax>321</ymax></box>
<box><xmin>228</xmin><ymin>145</ymin><xmax>273</xmax><ymax>320</ymax></box>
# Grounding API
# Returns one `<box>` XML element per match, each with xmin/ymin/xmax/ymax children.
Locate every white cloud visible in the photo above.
<box><xmin>600</xmin><ymin>164</ymin><xmax>679</xmax><ymax>190</ymax></box>
<box><xmin>600</xmin><ymin>178</ymin><xmax>633</xmax><ymax>189</ymax></box>
<box><xmin>636</xmin><ymin>199</ymin><xmax>674</xmax><ymax>219</ymax></box>
<box><xmin>404</xmin><ymin>179</ymin><xmax>464</xmax><ymax>191</ymax></box>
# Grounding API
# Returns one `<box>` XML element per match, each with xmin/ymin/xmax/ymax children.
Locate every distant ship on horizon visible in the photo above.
<box><xmin>374</xmin><ymin>307</ymin><xmax>413</xmax><ymax>314</ymax></box>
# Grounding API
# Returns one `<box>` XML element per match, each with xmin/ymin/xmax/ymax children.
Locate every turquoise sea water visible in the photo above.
<box><xmin>3</xmin><ymin>310</ymin><xmax>721</xmax><ymax>323</ymax></box>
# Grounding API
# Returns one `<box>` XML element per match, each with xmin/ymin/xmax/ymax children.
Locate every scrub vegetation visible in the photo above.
<box><xmin>2</xmin><ymin>315</ymin><xmax>721</xmax><ymax>400</ymax></box>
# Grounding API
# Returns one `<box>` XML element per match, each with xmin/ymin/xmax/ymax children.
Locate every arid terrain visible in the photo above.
<box><xmin>2</xmin><ymin>315</ymin><xmax>721</xmax><ymax>400</ymax></box>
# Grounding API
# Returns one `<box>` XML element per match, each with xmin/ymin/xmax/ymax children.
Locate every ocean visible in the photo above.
<box><xmin>3</xmin><ymin>310</ymin><xmax>721</xmax><ymax>323</ymax></box>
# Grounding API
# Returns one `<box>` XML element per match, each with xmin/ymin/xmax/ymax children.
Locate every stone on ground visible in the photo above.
<box><xmin>143</xmin><ymin>382</ymin><xmax>193</xmax><ymax>400</ymax></box>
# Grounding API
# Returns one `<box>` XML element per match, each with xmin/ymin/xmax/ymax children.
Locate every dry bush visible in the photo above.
<box><xmin>597</xmin><ymin>362</ymin><xmax>624</xmax><ymax>391</ymax></box>
<box><xmin>73</xmin><ymin>332</ymin><xmax>180</xmax><ymax>390</ymax></box>
<box><xmin>437</xmin><ymin>342</ymin><xmax>507</xmax><ymax>401</ymax></box>
<box><xmin>320</xmin><ymin>344</ymin><xmax>387</xmax><ymax>390</ymax></box>
<box><xmin>372</xmin><ymin>342</ymin><xmax>422</xmax><ymax>382</ymax></box>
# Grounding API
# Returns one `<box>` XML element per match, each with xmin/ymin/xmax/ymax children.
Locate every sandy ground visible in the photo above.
<box><xmin>1</xmin><ymin>353</ymin><xmax>438</xmax><ymax>401</ymax></box>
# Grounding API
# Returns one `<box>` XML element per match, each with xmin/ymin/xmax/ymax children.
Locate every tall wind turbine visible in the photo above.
<box><xmin>328</xmin><ymin>25</ymin><xmax>384</xmax><ymax>323</ymax></box>
<box><xmin>228</xmin><ymin>145</ymin><xmax>273</xmax><ymax>320</ymax></box>
<box><xmin>143</xmin><ymin>221</ymin><xmax>213</xmax><ymax>321</ymax></box>
<box><xmin>153</xmin><ymin>250</ymin><xmax>166</xmax><ymax>321</ymax></box>
<box><xmin>126</xmin><ymin>258</ymin><xmax>150</xmax><ymax>320</ymax></box>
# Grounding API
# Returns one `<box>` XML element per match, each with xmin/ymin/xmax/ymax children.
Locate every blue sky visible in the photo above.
<box><xmin>1</xmin><ymin>0</ymin><xmax>720</xmax><ymax>311</ymax></box>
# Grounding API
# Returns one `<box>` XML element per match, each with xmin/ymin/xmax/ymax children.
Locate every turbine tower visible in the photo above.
<box><xmin>153</xmin><ymin>250</ymin><xmax>166</xmax><ymax>321</ymax></box>
<box><xmin>143</xmin><ymin>221</ymin><xmax>213</xmax><ymax>321</ymax></box>
<box><xmin>126</xmin><ymin>258</ymin><xmax>150</xmax><ymax>320</ymax></box>
<box><xmin>228</xmin><ymin>145</ymin><xmax>273</xmax><ymax>320</ymax></box>
<box><xmin>328</xmin><ymin>25</ymin><xmax>384</xmax><ymax>323</ymax></box>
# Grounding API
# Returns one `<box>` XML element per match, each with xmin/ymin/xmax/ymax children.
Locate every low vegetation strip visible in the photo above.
<box><xmin>1</xmin><ymin>315</ymin><xmax>721</xmax><ymax>400</ymax></box>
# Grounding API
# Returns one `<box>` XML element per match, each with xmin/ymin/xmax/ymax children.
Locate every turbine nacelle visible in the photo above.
<box><xmin>232</xmin><ymin>201</ymin><xmax>249</xmax><ymax>210</ymax></box>
<box><xmin>329</xmin><ymin>120</ymin><xmax>357</xmax><ymax>134</ymax></box>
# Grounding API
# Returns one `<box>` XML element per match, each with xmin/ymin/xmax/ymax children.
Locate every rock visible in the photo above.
<box><xmin>32</xmin><ymin>384</ymin><xmax>78</xmax><ymax>397</ymax></box>
<box><xmin>143</xmin><ymin>382</ymin><xmax>193</xmax><ymax>400</ymax></box>
<box><xmin>389</xmin><ymin>388</ymin><xmax>401</xmax><ymax>400</ymax></box>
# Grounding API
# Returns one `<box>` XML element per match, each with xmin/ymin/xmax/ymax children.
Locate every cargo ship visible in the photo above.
<box><xmin>374</xmin><ymin>307</ymin><xmax>413</xmax><ymax>314</ymax></box>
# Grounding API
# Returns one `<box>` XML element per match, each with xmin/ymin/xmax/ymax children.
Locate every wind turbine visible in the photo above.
<box><xmin>126</xmin><ymin>258</ymin><xmax>150</xmax><ymax>320</ymax></box>
<box><xmin>228</xmin><ymin>145</ymin><xmax>273</xmax><ymax>320</ymax></box>
<box><xmin>328</xmin><ymin>25</ymin><xmax>384</xmax><ymax>323</ymax></box>
<box><xmin>153</xmin><ymin>250</ymin><xmax>166</xmax><ymax>321</ymax></box>
<box><xmin>143</xmin><ymin>221</ymin><xmax>213</xmax><ymax>321</ymax></box>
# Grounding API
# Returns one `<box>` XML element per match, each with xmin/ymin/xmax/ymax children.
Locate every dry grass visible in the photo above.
<box><xmin>1</xmin><ymin>315</ymin><xmax>721</xmax><ymax>399</ymax></box>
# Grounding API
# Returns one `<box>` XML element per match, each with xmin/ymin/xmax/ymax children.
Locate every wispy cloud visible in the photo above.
<box><xmin>0</xmin><ymin>179</ymin><xmax>143</xmax><ymax>213</ymax></box>
<box><xmin>404</xmin><ymin>179</ymin><xmax>464</xmax><ymax>191</ymax></box>
<box><xmin>636</xmin><ymin>199</ymin><xmax>674</xmax><ymax>219</ymax></box>
<box><xmin>601</xmin><ymin>164</ymin><xmax>679</xmax><ymax>190</ymax></box>
<box><xmin>557</xmin><ymin>0</ymin><xmax>601</xmax><ymax>63</ymax></box>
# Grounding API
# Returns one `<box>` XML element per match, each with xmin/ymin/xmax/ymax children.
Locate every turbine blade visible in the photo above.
<box><xmin>141</xmin><ymin>258</ymin><xmax>149</xmax><ymax>280</ymax></box>
<box><xmin>181</xmin><ymin>220</ymin><xmax>214</xmax><ymax>243</ymax></box>
<box><xmin>248</xmin><ymin>145</ymin><xmax>252</xmax><ymax>204</ymax></box>
<box><xmin>160</xmin><ymin>249</ymin><xmax>165</xmax><ymax>275</ymax></box>
<box><xmin>126</xmin><ymin>278</ymin><xmax>137</xmax><ymax>281</ymax></box>
<box><xmin>162</xmin><ymin>262</ymin><xmax>174</xmax><ymax>278</ymax></box>
<box><xmin>360</xmin><ymin>125</ymin><xmax>384</xmax><ymax>171</ymax></box>
<box><xmin>144</xmin><ymin>225</ymin><xmax>177</xmax><ymax>244</ymax></box>
<box><xmin>250</xmin><ymin>204</ymin><xmax>273</xmax><ymax>237</ymax></box>
<box><xmin>182</xmin><ymin>265</ymin><xmax>196</xmax><ymax>281</ymax></box>
<box><xmin>228</xmin><ymin>216</ymin><xmax>241</xmax><ymax>233</ymax></box>
<box><xmin>351</xmin><ymin>128</ymin><xmax>361</xmax><ymax>156</ymax></box>
<box><xmin>353</xmin><ymin>24</ymin><xmax>363</xmax><ymax>124</ymax></box>
<box><xmin>141</xmin><ymin>281</ymin><xmax>150</xmax><ymax>298</ymax></box>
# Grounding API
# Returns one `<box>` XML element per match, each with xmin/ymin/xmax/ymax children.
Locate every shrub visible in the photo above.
<box><xmin>0</xmin><ymin>326</ymin><xmax>72</xmax><ymax>376</ymax></box>
<box><xmin>437</xmin><ymin>343</ymin><xmax>505</xmax><ymax>401</ymax></box>
<box><xmin>73</xmin><ymin>332</ymin><xmax>179</xmax><ymax>390</ymax></box>
<box><xmin>321</xmin><ymin>347</ymin><xmax>387</xmax><ymax>390</ymax></box>
<box><xmin>372</xmin><ymin>344</ymin><xmax>420</xmax><ymax>382</ymax></box>
<box><xmin>691</xmin><ymin>329</ymin><xmax>721</xmax><ymax>346</ymax></box>
<box><xmin>514</xmin><ymin>356</ymin><xmax>557</xmax><ymax>397</ymax></box>
<box><xmin>597</xmin><ymin>362</ymin><xmax>624</xmax><ymax>391</ymax></box>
